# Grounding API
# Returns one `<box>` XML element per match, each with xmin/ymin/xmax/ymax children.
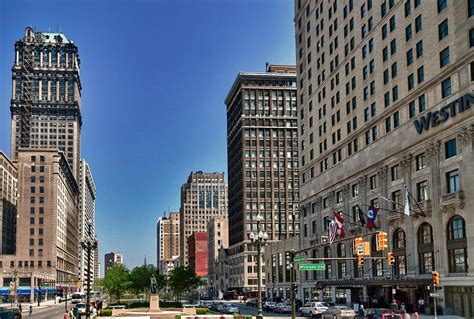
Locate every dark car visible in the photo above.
<box><xmin>364</xmin><ymin>308</ymin><xmax>402</xmax><ymax>319</ymax></box>
<box><xmin>0</xmin><ymin>307</ymin><xmax>22</xmax><ymax>319</ymax></box>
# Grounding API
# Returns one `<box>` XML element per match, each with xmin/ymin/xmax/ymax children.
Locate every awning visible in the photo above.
<box><xmin>315</xmin><ymin>277</ymin><xmax>432</xmax><ymax>288</ymax></box>
<box><xmin>0</xmin><ymin>288</ymin><xmax>10</xmax><ymax>296</ymax></box>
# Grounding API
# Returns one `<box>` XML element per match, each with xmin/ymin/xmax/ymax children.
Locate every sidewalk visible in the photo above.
<box><xmin>418</xmin><ymin>315</ymin><xmax>465</xmax><ymax>319</ymax></box>
<box><xmin>1</xmin><ymin>298</ymin><xmax>59</xmax><ymax>312</ymax></box>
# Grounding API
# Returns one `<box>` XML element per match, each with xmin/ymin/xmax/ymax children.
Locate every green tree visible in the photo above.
<box><xmin>102</xmin><ymin>264</ymin><xmax>131</xmax><ymax>302</ymax></box>
<box><xmin>129</xmin><ymin>265</ymin><xmax>166</xmax><ymax>297</ymax></box>
<box><xmin>167</xmin><ymin>266</ymin><xmax>204</xmax><ymax>302</ymax></box>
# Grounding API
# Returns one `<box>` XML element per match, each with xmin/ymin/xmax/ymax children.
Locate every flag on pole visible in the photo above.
<box><xmin>404</xmin><ymin>189</ymin><xmax>410</xmax><ymax>216</ymax></box>
<box><xmin>367</xmin><ymin>206</ymin><xmax>379</xmax><ymax>229</ymax></box>
<box><xmin>328</xmin><ymin>220</ymin><xmax>337</xmax><ymax>244</ymax></box>
<box><xmin>358</xmin><ymin>207</ymin><xmax>366</xmax><ymax>227</ymax></box>
<box><xmin>334</xmin><ymin>212</ymin><xmax>345</xmax><ymax>239</ymax></box>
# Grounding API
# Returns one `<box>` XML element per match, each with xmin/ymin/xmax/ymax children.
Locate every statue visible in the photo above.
<box><xmin>150</xmin><ymin>276</ymin><xmax>158</xmax><ymax>295</ymax></box>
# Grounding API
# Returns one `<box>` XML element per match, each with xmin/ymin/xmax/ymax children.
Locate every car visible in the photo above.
<box><xmin>364</xmin><ymin>308</ymin><xmax>403</xmax><ymax>319</ymax></box>
<box><xmin>263</xmin><ymin>301</ymin><xmax>277</xmax><ymax>311</ymax></box>
<box><xmin>246</xmin><ymin>298</ymin><xmax>257</xmax><ymax>307</ymax></box>
<box><xmin>222</xmin><ymin>304</ymin><xmax>239</xmax><ymax>314</ymax></box>
<box><xmin>300</xmin><ymin>301</ymin><xmax>330</xmax><ymax>317</ymax></box>
<box><xmin>71</xmin><ymin>293</ymin><xmax>86</xmax><ymax>304</ymax></box>
<box><xmin>322</xmin><ymin>305</ymin><xmax>356</xmax><ymax>319</ymax></box>
<box><xmin>74</xmin><ymin>303</ymin><xmax>87</xmax><ymax>315</ymax></box>
<box><xmin>274</xmin><ymin>302</ymin><xmax>291</xmax><ymax>313</ymax></box>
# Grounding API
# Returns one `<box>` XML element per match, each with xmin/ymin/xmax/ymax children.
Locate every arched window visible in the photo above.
<box><xmin>337</xmin><ymin>243</ymin><xmax>346</xmax><ymax>278</ymax></box>
<box><xmin>393</xmin><ymin>228</ymin><xmax>407</xmax><ymax>275</ymax></box>
<box><xmin>447</xmin><ymin>216</ymin><xmax>468</xmax><ymax>273</ymax></box>
<box><xmin>418</xmin><ymin>223</ymin><xmax>434</xmax><ymax>274</ymax></box>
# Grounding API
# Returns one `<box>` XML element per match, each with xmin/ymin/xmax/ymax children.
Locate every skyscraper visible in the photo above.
<box><xmin>78</xmin><ymin>159</ymin><xmax>96</xmax><ymax>291</ymax></box>
<box><xmin>179</xmin><ymin>171</ymin><xmax>228</xmax><ymax>266</ymax></box>
<box><xmin>294</xmin><ymin>0</ymin><xmax>474</xmax><ymax>315</ymax></box>
<box><xmin>224</xmin><ymin>65</ymin><xmax>299</xmax><ymax>294</ymax></box>
<box><xmin>104</xmin><ymin>252</ymin><xmax>123</xmax><ymax>275</ymax></box>
<box><xmin>0</xmin><ymin>152</ymin><xmax>18</xmax><ymax>255</ymax></box>
<box><xmin>157</xmin><ymin>212</ymin><xmax>180</xmax><ymax>275</ymax></box>
<box><xmin>10</xmin><ymin>27</ymin><xmax>82</xmax><ymax>178</ymax></box>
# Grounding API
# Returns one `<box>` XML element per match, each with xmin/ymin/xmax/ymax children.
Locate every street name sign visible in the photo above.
<box><xmin>299</xmin><ymin>263</ymin><xmax>326</xmax><ymax>271</ymax></box>
<box><xmin>293</xmin><ymin>256</ymin><xmax>305</xmax><ymax>263</ymax></box>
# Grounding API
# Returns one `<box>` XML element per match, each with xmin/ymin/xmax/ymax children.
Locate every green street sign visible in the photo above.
<box><xmin>299</xmin><ymin>263</ymin><xmax>326</xmax><ymax>271</ymax></box>
<box><xmin>293</xmin><ymin>256</ymin><xmax>305</xmax><ymax>263</ymax></box>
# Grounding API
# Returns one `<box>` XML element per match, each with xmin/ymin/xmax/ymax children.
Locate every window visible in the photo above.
<box><xmin>394</xmin><ymin>228</ymin><xmax>406</xmax><ymax>249</ymax></box>
<box><xmin>440</xmin><ymin>47</ymin><xmax>450</xmax><ymax>67</ymax></box>
<box><xmin>386</xmin><ymin>117</ymin><xmax>392</xmax><ymax>132</ymax></box>
<box><xmin>391</xmin><ymin>63</ymin><xmax>398</xmax><ymax>77</ymax></box>
<box><xmin>438</xmin><ymin>19</ymin><xmax>449</xmax><ymax>40</ymax></box>
<box><xmin>416</xmin><ymin>41</ymin><xmax>423</xmax><ymax>58</ymax></box>
<box><xmin>390</xmin><ymin>39</ymin><xmax>397</xmax><ymax>55</ymax></box>
<box><xmin>409</xmin><ymin>101</ymin><xmax>416</xmax><ymax>118</ymax></box>
<box><xmin>384</xmin><ymin>69</ymin><xmax>389</xmax><ymax>84</ymax></box>
<box><xmin>437</xmin><ymin>0</ymin><xmax>447</xmax><ymax>12</ymax></box>
<box><xmin>415</xmin><ymin>0</ymin><xmax>421</xmax><ymax>7</ymax></box>
<box><xmin>383</xmin><ymin>47</ymin><xmax>388</xmax><ymax>61</ymax></box>
<box><xmin>392</xmin><ymin>86</ymin><xmax>399</xmax><ymax>102</ymax></box>
<box><xmin>392</xmin><ymin>190</ymin><xmax>402</xmax><ymax>209</ymax></box>
<box><xmin>405</xmin><ymin>25</ymin><xmax>413</xmax><ymax>41</ymax></box>
<box><xmin>417</xmin><ymin>66</ymin><xmax>424</xmax><ymax>83</ymax></box>
<box><xmin>447</xmin><ymin>216</ymin><xmax>467</xmax><ymax>273</ymax></box>
<box><xmin>352</xmin><ymin>184</ymin><xmax>359</xmax><ymax>197</ymax></box>
<box><xmin>384</xmin><ymin>92</ymin><xmax>390</xmax><ymax>107</ymax></box>
<box><xmin>441</xmin><ymin>78</ymin><xmax>452</xmax><ymax>98</ymax></box>
<box><xmin>419</xmin><ymin>94</ymin><xmax>426</xmax><ymax>112</ymax></box>
<box><xmin>369</xmin><ymin>175</ymin><xmax>377</xmax><ymax>189</ymax></box>
<box><xmin>408</xmin><ymin>74</ymin><xmax>415</xmax><ymax>90</ymax></box>
<box><xmin>471</xmin><ymin>29</ymin><xmax>474</xmax><ymax>47</ymax></box>
<box><xmin>416</xmin><ymin>153</ymin><xmax>426</xmax><ymax>170</ymax></box>
<box><xmin>417</xmin><ymin>180</ymin><xmax>428</xmax><ymax>202</ymax></box>
<box><xmin>420</xmin><ymin>252</ymin><xmax>434</xmax><ymax>274</ymax></box>
<box><xmin>382</xmin><ymin>24</ymin><xmax>388</xmax><ymax>39</ymax></box>
<box><xmin>406</xmin><ymin>49</ymin><xmax>413</xmax><ymax>65</ymax></box>
<box><xmin>447</xmin><ymin>169</ymin><xmax>459</xmax><ymax>193</ymax></box>
<box><xmin>470</xmin><ymin>0</ymin><xmax>474</xmax><ymax>17</ymax></box>
<box><xmin>415</xmin><ymin>15</ymin><xmax>422</xmax><ymax>33</ymax></box>
<box><xmin>390</xmin><ymin>16</ymin><xmax>396</xmax><ymax>32</ymax></box>
<box><xmin>405</xmin><ymin>1</ymin><xmax>411</xmax><ymax>17</ymax></box>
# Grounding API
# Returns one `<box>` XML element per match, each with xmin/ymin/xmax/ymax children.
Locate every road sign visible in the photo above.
<box><xmin>429</xmin><ymin>292</ymin><xmax>440</xmax><ymax>297</ymax></box>
<box><xmin>299</xmin><ymin>263</ymin><xmax>326</xmax><ymax>271</ymax></box>
<box><xmin>293</xmin><ymin>256</ymin><xmax>305</xmax><ymax>263</ymax></box>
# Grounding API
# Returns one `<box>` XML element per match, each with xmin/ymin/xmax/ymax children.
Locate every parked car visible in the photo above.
<box><xmin>245</xmin><ymin>298</ymin><xmax>257</xmax><ymax>307</ymax></box>
<box><xmin>300</xmin><ymin>301</ymin><xmax>330</xmax><ymax>317</ymax></box>
<box><xmin>74</xmin><ymin>303</ymin><xmax>87</xmax><ymax>315</ymax></box>
<box><xmin>322</xmin><ymin>305</ymin><xmax>356</xmax><ymax>319</ymax></box>
<box><xmin>274</xmin><ymin>302</ymin><xmax>291</xmax><ymax>313</ymax></box>
<box><xmin>263</xmin><ymin>301</ymin><xmax>277</xmax><ymax>312</ymax></box>
<box><xmin>222</xmin><ymin>304</ymin><xmax>240</xmax><ymax>314</ymax></box>
<box><xmin>364</xmin><ymin>308</ymin><xmax>403</xmax><ymax>319</ymax></box>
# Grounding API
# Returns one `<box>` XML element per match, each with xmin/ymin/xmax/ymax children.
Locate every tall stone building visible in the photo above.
<box><xmin>78</xmin><ymin>159</ymin><xmax>96</xmax><ymax>291</ymax></box>
<box><xmin>0</xmin><ymin>152</ymin><xmax>18</xmax><ymax>255</ymax></box>
<box><xmin>225</xmin><ymin>65</ymin><xmax>299</xmax><ymax>295</ymax></box>
<box><xmin>179</xmin><ymin>171</ymin><xmax>228</xmax><ymax>266</ymax></box>
<box><xmin>295</xmin><ymin>0</ymin><xmax>474</xmax><ymax>316</ymax></box>
<box><xmin>104</xmin><ymin>252</ymin><xmax>123</xmax><ymax>276</ymax></box>
<box><xmin>157</xmin><ymin>212</ymin><xmax>180</xmax><ymax>275</ymax></box>
<box><xmin>207</xmin><ymin>216</ymin><xmax>228</xmax><ymax>297</ymax></box>
<box><xmin>187</xmin><ymin>232</ymin><xmax>208</xmax><ymax>277</ymax></box>
<box><xmin>10</xmin><ymin>27</ymin><xmax>82</xmax><ymax>178</ymax></box>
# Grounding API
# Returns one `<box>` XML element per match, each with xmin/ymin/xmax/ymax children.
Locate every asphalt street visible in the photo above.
<box><xmin>26</xmin><ymin>304</ymin><xmax>68</xmax><ymax>319</ymax></box>
<box><xmin>235</xmin><ymin>303</ymin><xmax>305</xmax><ymax>318</ymax></box>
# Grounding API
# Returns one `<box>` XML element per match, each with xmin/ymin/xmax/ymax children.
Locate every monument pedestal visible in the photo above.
<box><xmin>149</xmin><ymin>294</ymin><xmax>160</xmax><ymax>312</ymax></box>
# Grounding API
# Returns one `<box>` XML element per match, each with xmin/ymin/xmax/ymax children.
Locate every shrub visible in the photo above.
<box><xmin>195</xmin><ymin>307</ymin><xmax>208</xmax><ymax>314</ymax></box>
<box><xmin>160</xmin><ymin>301</ymin><xmax>182</xmax><ymax>308</ymax></box>
<box><xmin>128</xmin><ymin>301</ymin><xmax>149</xmax><ymax>308</ymax></box>
<box><xmin>98</xmin><ymin>309</ymin><xmax>112</xmax><ymax>316</ymax></box>
<box><xmin>233</xmin><ymin>315</ymin><xmax>252</xmax><ymax>319</ymax></box>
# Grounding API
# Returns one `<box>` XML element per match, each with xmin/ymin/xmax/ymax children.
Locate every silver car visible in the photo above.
<box><xmin>223</xmin><ymin>304</ymin><xmax>240</xmax><ymax>314</ymax></box>
<box><xmin>322</xmin><ymin>305</ymin><xmax>356</xmax><ymax>318</ymax></box>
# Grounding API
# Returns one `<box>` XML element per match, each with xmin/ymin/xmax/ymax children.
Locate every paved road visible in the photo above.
<box><xmin>235</xmin><ymin>303</ymin><xmax>305</xmax><ymax>318</ymax></box>
<box><xmin>26</xmin><ymin>304</ymin><xmax>68</xmax><ymax>319</ymax></box>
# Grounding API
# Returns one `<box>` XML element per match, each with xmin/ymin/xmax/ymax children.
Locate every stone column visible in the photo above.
<box><xmin>426</xmin><ymin>142</ymin><xmax>445</xmax><ymax>274</ymax></box>
<box><xmin>377</xmin><ymin>166</ymin><xmax>389</xmax><ymax>232</ymax></box>
<box><xmin>400</xmin><ymin>154</ymin><xmax>416</xmax><ymax>275</ymax></box>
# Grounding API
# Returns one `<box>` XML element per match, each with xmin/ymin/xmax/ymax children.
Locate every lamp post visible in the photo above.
<box><xmin>80</xmin><ymin>220</ymin><xmax>98</xmax><ymax>319</ymax></box>
<box><xmin>249</xmin><ymin>214</ymin><xmax>268</xmax><ymax>319</ymax></box>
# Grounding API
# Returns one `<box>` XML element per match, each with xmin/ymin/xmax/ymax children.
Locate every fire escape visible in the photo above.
<box><xmin>18</xmin><ymin>37</ymin><xmax>34</xmax><ymax>148</ymax></box>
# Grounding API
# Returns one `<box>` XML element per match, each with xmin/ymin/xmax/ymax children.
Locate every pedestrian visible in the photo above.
<box><xmin>29</xmin><ymin>304</ymin><xmax>33</xmax><ymax>316</ymax></box>
<box><xmin>413</xmin><ymin>312</ymin><xmax>420</xmax><ymax>319</ymax></box>
<box><xmin>18</xmin><ymin>304</ymin><xmax>22</xmax><ymax>313</ymax></box>
<box><xmin>357</xmin><ymin>304</ymin><xmax>365</xmax><ymax>318</ymax></box>
<box><xmin>390</xmin><ymin>300</ymin><xmax>398</xmax><ymax>312</ymax></box>
<box><xmin>417</xmin><ymin>297</ymin><xmax>425</xmax><ymax>314</ymax></box>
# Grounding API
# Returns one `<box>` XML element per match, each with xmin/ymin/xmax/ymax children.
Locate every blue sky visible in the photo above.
<box><xmin>0</xmin><ymin>0</ymin><xmax>296</xmax><ymax>270</ymax></box>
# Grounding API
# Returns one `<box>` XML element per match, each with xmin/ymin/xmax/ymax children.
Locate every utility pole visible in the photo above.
<box><xmin>289</xmin><ymin>249</ymin><xmax>297</xmax><ymax>319</ymax></box>
<box><xmin>249</xmin><ymin>214</ymin><xmax>268</xmax><ymax>319</ymax></box>
<box><xmin>81</xmin><ymin>221</ymin><xmax>98</xmax><ymax>319</ymax></box>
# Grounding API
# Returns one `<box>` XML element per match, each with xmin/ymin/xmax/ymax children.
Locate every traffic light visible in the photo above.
<box><xmin>353</xmin><ymin>237</ymin><xmax>363</xmax><ymax>255</ymax></box>
<box><xmin>432</xmin><ymin>271</ymin><xmax>440</xmax><ymax>287</ymax></box>
<box><xmin>387</xmin><ymin>252</ymin><xmax>395</xmax><ymax>265</ymax></box>
<box><xmin>376</xmin><ymin>231</ymin><xmax>388</xmax><ymax>251</ymax></box>
<box><xmin>357</xmin><ymin>255</ymin><xmax>364</xmax><ymax>267</ymax></box>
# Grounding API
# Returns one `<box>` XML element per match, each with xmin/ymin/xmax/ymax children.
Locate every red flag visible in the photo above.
<box><xmin>334</xmin><ymin>212</ymin><xmax>345</xmax><ymax>239</ymax></box>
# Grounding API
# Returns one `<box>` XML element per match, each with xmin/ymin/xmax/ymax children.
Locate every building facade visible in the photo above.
<box><xmin>0</xmin><ymin>149</ymin><xmax>79</xmax><ymax>301</ymax></box>
<box><xmin>224</xmin><ymin>65</ymin><xmax>299</xmax><ymax>295</ymax></box>
<box><xmin>295</xmin><ymin>0</ymin><xmax>474</xmax><ymax>316</ymax></box>
<box><xmin>0</xmin><ymin>152</ymin><xmax>18</xmax><ymax>255</ymax></box>
<box><xmin>78</xmin><ymin>159</ymin><xmax>96</xmax><ymax>291</ymax></box>
<box><xmin>104</xmin><ymin>252</ymin><xmax>123</xmax><ymax>275</ymax></box>
<box><xmin>263</xmin><ymin>236</ymin><xmax>299</xmax><ymax>301</ymax></box>
<box><xmin>187</xmin><ymin>232</ymin><xmax>208</xmax><ymax>277</ymax></box>
<box><xmin>179</xmin><ymin>171</ymin><xmax>227</xmax><ymax>266</ymax></box>
<box><xmin>10</xmin><ymin>27</ymin><xmax>82</xmax><ymax>179</ymax></box>
<box><xmin>207</xmin><ymin>217</ymin><xmax>229</xmax><ymax>297</ymax></box>
<box><xmin>157</xmin><ymin>212</ymin><xmax>180</xmax><ymax>275</ymax></box>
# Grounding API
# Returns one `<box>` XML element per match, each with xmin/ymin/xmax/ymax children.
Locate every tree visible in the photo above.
<box><xmin>129</xmin><ymin>265</ymin><xmax>166</xmax><ymax>297</ymax></box>
<box><xmin>102</xmin><ymin>264</ymin><xmax>131</xmax><ymax>302</ymax></box>
<box><xmin>167</xmin><ymin>266</ymin><xmax>205</xmax><ymax>302</ymax></box>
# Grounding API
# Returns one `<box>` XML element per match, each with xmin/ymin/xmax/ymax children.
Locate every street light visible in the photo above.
<box><xmin>249</xmin><ymin>214</ymin><xmax>268</xmax><ymax>319</ymax></box>
<box><xmin>80</xmin><ymin>220</ymin><xmax>98</xmax><ymax>319</ymax></box>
